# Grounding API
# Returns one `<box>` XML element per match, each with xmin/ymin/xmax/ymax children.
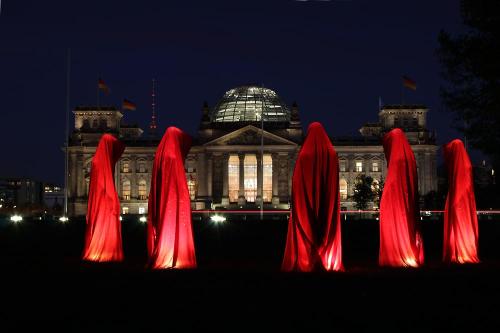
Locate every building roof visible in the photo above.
<box><xmin>210</xmin><ymin>86</ymin><xmax>291</xmax><ymax>123</ymax></box>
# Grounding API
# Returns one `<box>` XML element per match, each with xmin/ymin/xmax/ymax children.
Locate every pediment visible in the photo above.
<box><xmin>204</xmin><ymin>125</ymin><xmax>297</xmax><ymax>146</ymax></box>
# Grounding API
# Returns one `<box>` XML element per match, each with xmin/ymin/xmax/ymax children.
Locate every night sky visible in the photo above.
<box><xmin>0</xmin><ymin>0</ymin><xmax>469</xmax><ymax>185</ymax></box>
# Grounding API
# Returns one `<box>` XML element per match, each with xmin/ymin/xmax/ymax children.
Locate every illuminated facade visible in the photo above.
<box><xmin>67</xmin><ymin>86</ymin><xmax>438</xmax><ymax>216</ymax></box>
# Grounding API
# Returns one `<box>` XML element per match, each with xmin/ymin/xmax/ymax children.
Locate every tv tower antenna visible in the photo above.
<box><xmin>149</xmin><ymin>78</ymin><xmax>158</xmax><ymax>137</ymax></box>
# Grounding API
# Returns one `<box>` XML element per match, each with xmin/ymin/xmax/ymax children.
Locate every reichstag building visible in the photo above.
<box><xmin>67</xmin><ymin>85</ymin><xmax>438</xmax><ymax>216</ymax></box>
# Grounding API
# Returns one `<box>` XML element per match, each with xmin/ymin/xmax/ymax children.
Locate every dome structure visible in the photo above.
<box><xmin>210</xmin><ymin>86</ymin><xmax>291</xmax><ymax>123</ymax></box>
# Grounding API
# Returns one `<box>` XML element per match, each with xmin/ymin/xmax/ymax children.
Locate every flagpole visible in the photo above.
<box><xmin>64</xmin><ymin>48</ymin><xmax>71</xmax><ymax>218</ymax></box>
<box><xmin>260</xmin><ymin>84</ymin><xmax>265</xmax><ymax>221</ymax></box>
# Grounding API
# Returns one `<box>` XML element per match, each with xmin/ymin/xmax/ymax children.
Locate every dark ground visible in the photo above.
<box><xmin>1</xmin><ymin>214</ymin><xmax>499</xmax><ymax>331</ymax></box>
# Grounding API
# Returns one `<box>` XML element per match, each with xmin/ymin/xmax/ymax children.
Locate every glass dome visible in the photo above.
<box><xmin>210</xmin><ymin>86</ymin><xmax>290</xmax><ymax>122</ymax></box>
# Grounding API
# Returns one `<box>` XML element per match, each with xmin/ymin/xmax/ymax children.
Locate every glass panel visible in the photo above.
<box><xmin>122</xmin><ymin>181</ymin><xmax>131</xmax><ymax>200</ymax></box>
<box><xmin>372</xmin><ymin>162</ymin><xmax>379</xmax><ymax>172</ymax></box>
<box><xmin>244</xmin><ymin>155</ymin><xmax>257</xmax><ymax>202</ymax></box>
<box><xmin>340</xmin><ymin>160</ymin><xmax>346</xmax><ymax>172</ymax></box>
<box><xmin>138</xmin><ymin>180</ymin><xmax>147</xmax><ymax>200</ymax></box>
<box><xmin>356</xmin><ymin>161</ymin><xmax>363</xmax><ymax>172</ymax></box>
<box><xmin>228</xmin><ymin>155</ymin><xmax>239</xmax><ymax>202</ymax></box>
<box><xmin>340</xmin><ymin>179</ymin><xmax>348</xmax><ymax>200</ymax></box>
<box><xmin>122</xmin><ymin>162</ymin><xmax>129</xmax><ymax>173</ymax></box>
<box><xmin>263</xmin><ymin>154</ymin><xmax>272</xmax><ymax>202</ymax></box>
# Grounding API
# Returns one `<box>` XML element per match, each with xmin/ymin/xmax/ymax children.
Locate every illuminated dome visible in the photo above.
<box><xmin>210</xmin><ymin>86</ymin><xmax>291</xmax><ymax>122</ymax></box>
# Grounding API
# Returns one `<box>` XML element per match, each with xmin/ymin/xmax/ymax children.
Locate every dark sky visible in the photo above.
<box><xmin>0</xmin><ymin>0</ymin><xmax>470</xmax><ymax>185</ymax></box>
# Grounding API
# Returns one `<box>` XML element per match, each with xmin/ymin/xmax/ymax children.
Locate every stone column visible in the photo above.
<box><xmin>272</xmin><ymin>153</ymin><xmax>279</xmax><ymax>205</ymax></box>
<box><xmin>207</xmin><ymin>153</ymin><xmax>213</xmax><ymax>198</ymax></box>
<box><xmin>221</xmin><ymin>153</ymin><xmax>229</xmax><ymax>205</ymax></box>
<box><xmin>238</xmin><ymin>153</ymin><xmax>246</xmax><ymax>206</ymax></box>
<box><xmin>256</xmin><ymin>153</ymin><xmax>263</xmax><ymax>206</ymax></box>
<box><xmin>196</xmin><ymin>152</ymin><xmax>207</xmax><ymax>198</ymax></box>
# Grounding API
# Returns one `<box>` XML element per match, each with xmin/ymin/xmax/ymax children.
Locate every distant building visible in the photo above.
<box><xmin>474</xmin><ymin>160</ymin><xmax>496</xmax><ymax>188</ymax></box>
<box><xmin>43</xmin><ymin>184</ymin><xmax>64</xmax><ymax>212</ymax></box>
<box><xmin>67</xmin><ymin>85</ymin><xmax>438</xmax><ymax>216</ymax></box>
<box><xmin>0</xmin><ymin>178</ymin><xmax>43</xmax><ymax>208</ymax></box>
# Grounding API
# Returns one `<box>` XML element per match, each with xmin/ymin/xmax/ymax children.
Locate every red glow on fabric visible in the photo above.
<box><xmin>147</xmin><ymin>127</ymin><xmax>197</xmax><ymax>269</ymax></box>
<box><xmin>379</xmin><ymin>129</ymin><xmax>424</xmax><ymax>267</ymax></box>
<box><xmin>443</xmin><ymin>139</ymin><xmax>479</xmax><ymax>264</ymax></box>
<box><xmin>83</xmin><ymin>134</ymin><xmax>125</xmax><ymax>262</ymax></box>
<box><xmin>282</xmin><ymin>122</ymin><xmax>343</xmax><ymax>272</ymax></box>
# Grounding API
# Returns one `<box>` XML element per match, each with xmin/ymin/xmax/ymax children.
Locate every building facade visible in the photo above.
<box><xmin>67</xmin><ymin>85</ymin><xmax>438</xmax><ymax>216</ymax></box>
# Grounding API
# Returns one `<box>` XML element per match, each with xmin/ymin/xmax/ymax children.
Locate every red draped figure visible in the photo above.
<box><xmin>282</xmin><ymin>122</ymin><xmax>343</xmax><ymax>272</ymax></box>
<box><xmin>379</xmin><ymin>128</ymin><xmax>424</xmax><ymax>267</ymax></box>
<box><xmin>83</xmin><ymin>134</ymin><xmax>125</xmax><ymax>262</ymax></box>
<box><xmin>147</xmin><ymin>127</ymin><xmax>197</xmax><ymax>269</ymax></box>
<box><xmin>443</xmin><ymin>139</ymin><xmax>479</xmax><ymax>264</ymax></box>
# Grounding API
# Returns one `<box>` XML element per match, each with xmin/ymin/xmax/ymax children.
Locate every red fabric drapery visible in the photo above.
<box><xmin>147</xmin><ymin>127</ymin><xmax>197</xmax><ymax>269</ymax></box>
<box><xmin>379</xmin><ymin>128</ymin><xmax>424</xmax><ymax>267</ymax></box>
<box><xmin>443</xmin><ymin>139</ymin><xmax>479</xmax><ymax>264</ymax></box>
<box><xmin>282</xmin><ymin>122</ymin><xmax>343</xmax><ymax>272</ymax></box>
<box><xmin>83</xmin><ymin>134</ymin><xmax>125</xmax><ymax>262</ymax></box>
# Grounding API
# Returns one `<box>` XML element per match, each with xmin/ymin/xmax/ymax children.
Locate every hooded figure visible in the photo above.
<box><xmin>147</xmin><ymin>127</ymin><xmax>196</xmax><ymax>269</ymax></box>
<box><xmin>83</xmin><ymin>134</ymin><xmax>125</xmax><ymax>262</ymax></box>
<box><xmin>282</xmin><ymin>122</ymin><xmax>343</xmax><ymax>272</ymax></box>
<box><xmin>379</xmin><ymin>128</ymin><xmax>424</xmax><ymax>267</ymax></box>
<box><xmin>443</xmin><ymin>139</ymin><xmax>479</xmax><ymax>264</ymax></box>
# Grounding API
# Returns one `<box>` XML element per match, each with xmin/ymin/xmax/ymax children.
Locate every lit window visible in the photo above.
<box><xmin>339</xmin><ymin>160</ymin><xmax>346</xmax><ymax>172</ymax></box>
<box><xmin>244</xmin><ymin>155</ymin><xmax>257</xmax><ymax>202</ymax></box>
<box><xmin>138</xmin><ymin>163</ymin><xmax>146</xmax><ymax>173</ymax></box>
<box><xmin>372</xmin><ymin>162</ymin><xmax>379</xmax><ymax>172</ymax></box>
<box><xmin>263</xmin><ymin>154</ymin><xmax>272</xmax><ymax>202</ymax></box>
<box><xmin>122</xmin><ymin>207</ymin><xmax>129</xmax><ymax>215</ymax></box>
<box><xmin>122</xmin><ymin>162</ymin><xmax>130</xmax><ymax>173</ymax></box>
<box><xmin>138</xmin><ymin>180</ymin><xmax>147</xmax><ymax>200</ymax></box>
<box><xmin>122</xmin><ymin>180</ymin><xmax>131</xmax><ymax>200</ymax></box>
<box><xmin>138</xmin><ymin>207</ymin><xmax>145</xmax><ymax>214</ymax></box>
<box><xmin>228</xmin><ymin>155</ymin><xmax>239</xmax><ymax>202</ymax></box>
<box><xmin>187</xmin><ymin>174</ymin><xmax>197</xmax><ymax>200</ymax></box>
<box><xmin>355</xmin><ymin>161</ymin><xmax>363</xmax><ymax>172</ymax></box>
<box><xmin>340</xmin><ymin>179</ymin><xmax>348</xmax><ymax>200</ymax></box>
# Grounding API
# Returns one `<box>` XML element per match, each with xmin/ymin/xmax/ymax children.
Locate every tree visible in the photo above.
<box><xmin>352</xmin><ymin>175</ymin><xmax>375</xmax><ymax>211</ymax></box>
<box><xmin>437</xmin><ymin>0</ymin><xmax>500</xmax><ymax>176</ymax></box>
<box><xmin>372</xmin><ymin>176</ymin><xmax>384</xmax><ymax>209</ymax></box>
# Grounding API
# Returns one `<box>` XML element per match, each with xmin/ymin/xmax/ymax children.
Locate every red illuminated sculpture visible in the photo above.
<box><xmin>379</xmin><ymin>128</ymin><xmax>424</xmax><ymax>267</ymax></box>
<box><xmin>443</xmin><ymin>139</ymin><xmax>479</xmax><ymax>264</ymax></box>
<box><xmin>147</xmin><ymin>127</ymin><xmax>197</xmax><ymax>269</ymax></box>
<box><xmin>83</xmin><ymin>134</ymin><xmax>125</xmax><ymax>262</ymax></box>
<box><xmin>282</xmin><ymin>122</ymin><xmax>343</xmax><ymax>272</ymax></box>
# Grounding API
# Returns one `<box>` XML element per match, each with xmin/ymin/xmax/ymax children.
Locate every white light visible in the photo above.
<box><xmin>139</xmin><ymin>216</ymin><xmax>147</xmax><ymax>223</ymax></box>
<box><xmin>10</xmin><ymin>215</ymin><xmax>23</xmax><ymax>223</ymax></box>
<box><xmin>119</xmin><ymin>216</ymin><xmax>123</xmax><ymax>221</ymax></box>
<box><xmin>138</xmin><ymin>207</ymin><xmax>145</xmax><ymax>214</ymax></box>
<box><xmin>210</xmin><ymin>215</ymin><xmax>226</xmax><ymax>223</ymax></box>
<box><xmin>59</xmin><ymin>216</ymin><xmax>69</xmax><ymax>223</ymax></box>
<box><xmin>0</xmin><ymin>204</ymin><xmax>2</xmax><ymax>208</ymax></box>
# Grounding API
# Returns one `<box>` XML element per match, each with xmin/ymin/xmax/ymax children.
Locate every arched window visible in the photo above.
<box><xmin>228</xmin><ymin>155</ymin><xmax>239</xmax><ymax>202</ymax></box>
<box><xmin>92</xmin><ymin>119</ymin><xmax>98</xmax><ymax>128</ymax></box>
<box><xmin>122</xmin><ymin>161</ymin><xmax>130</xmax><ymax>173</ymax></box>
<box><xmin>99</xmin><ymin>118</ymin><xmax>107</xmax><ymax>129</ymax></box>
<box><xmin>138</xmin><ymin>180</ymin><xmax>147</xmax><ymax>200</ymax></box>
<box><xmin>187</xmin><ymin>175</ymin><xmax>197</xmax><ymax>200</ymax></box>
<box><xmin>122</xmin><ymin>180</ymin><xmax>131</xmax><ymax>200</ymax></box>
<box><xmin>340</xmin><ymin>179</ymin><xmax>348</xmax><ymax>200</ymax></box>
<box><xmin>82</xmin><ymin>119</ymin><xmax>90</xmax><ymax>129</ymax></box>
<box><xmin>138</xmin><ymin>162</ymin><xmax>146</xmax><ymax>173</ymax></box>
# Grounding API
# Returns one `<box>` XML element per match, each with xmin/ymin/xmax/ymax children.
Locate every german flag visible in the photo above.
<box><xmin>122</xmin><ymin>98</ymin><xmax>137</xmax><ymax>111</ymax></box>
<box><xmin>98</xmin><ymin>78</ymin><xmax>110</xmax><ymax>95</ymax></box>
<box><xmin>402</xmin><ymin>75</ymin><xmax>417</xmax><ymax>91</ymax></box>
